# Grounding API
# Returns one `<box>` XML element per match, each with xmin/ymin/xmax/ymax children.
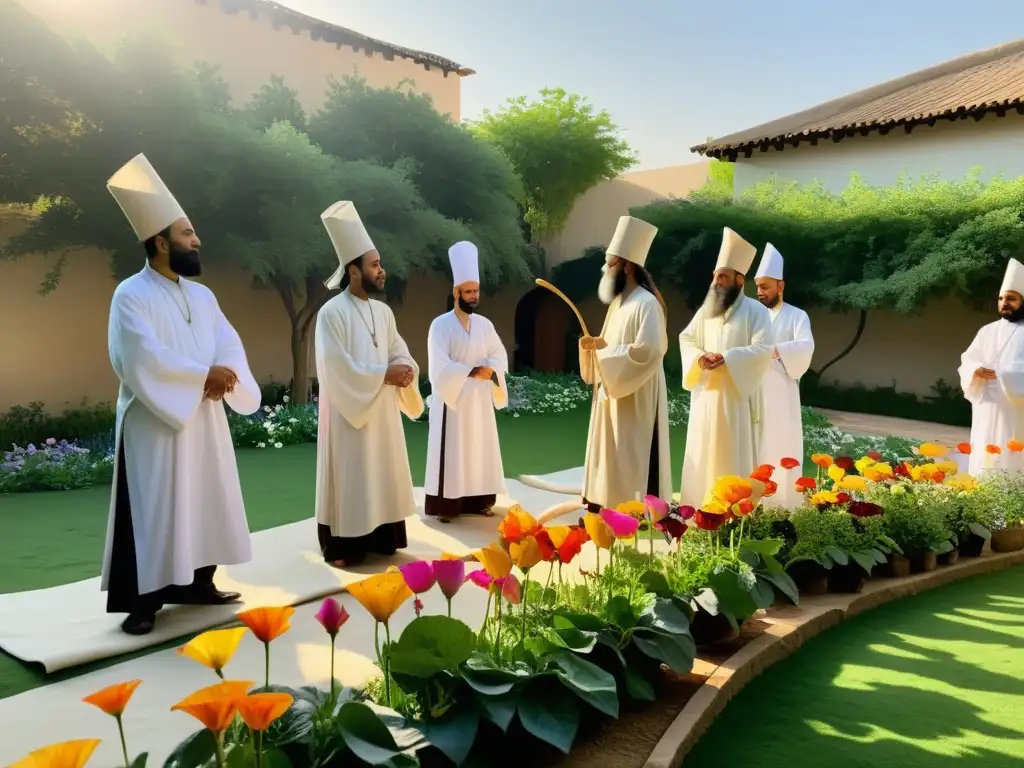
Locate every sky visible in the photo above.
<box><xmin>283</xmin><ymin>0</ymin><xmax>1024</xmax><ymax>170</ymax></box>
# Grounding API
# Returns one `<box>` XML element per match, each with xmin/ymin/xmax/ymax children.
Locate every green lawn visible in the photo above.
<box><xmin>0</xmin><ymin>411</ymin><xmax>690</xmax><ymax>700</ymax></box>
<box><xmin>686</xmin><ymin>565</ymin><xmax>1024</xmax><ymax>768</ymax></box>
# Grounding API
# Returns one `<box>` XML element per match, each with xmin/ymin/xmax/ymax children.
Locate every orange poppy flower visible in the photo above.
<box><xmin>987</xmin><ymin>444</ymin><xmax>1002</xmax><ymax>455</ymax></box>
<box><xmin>750</xmin><ymin>464</ymin><xmax>775</xmax><ymax>483</ymax></box>
<box><xmin>761</xmin><ymin>479</ymin><xmax>778</xmax><ymax>498</ymax></box>
<box><xmin>795</xmin><ymin>476</ymin><xmax>816</xmax><ymax>491</ymax></box>
<box><xmin>811</xmin><ymin>454</ymin><xmax>834</xmax><ymax>468</ymax></box>
<box><xmin>731</xmin><ymin>498</ymin><xmax>755</xmax><ymax>517</ymax></box>
<box><xmin>547</xmin><ymin>525</ymin><xmax>590</xmax><ymax>563</ymax></box>
<box><xmin>235</xmin><ymin>692</ymin><xmax>294</xmax><ymax>731</ymax></box>
<box><xmin>956</xmin><ymin>442</ymin><xmax>972</xmax><ymax>455</ymax></box>
<box><xmin>712</xmin><ymin>475</ymin><xmax>754</xmax><ymax>504</ymax></box>
<box><xmin>780</xmin><ymin>457</ymin><xmax>801</xmax><ymax>470</ymax></box>
<box><xmin>236</xmin><ymin>607</ymin><xmax>294</xmax><ymax>644</ymax></box>
<box><xmin>497</xmin><ymin>505</ymin><xmax>541</xmax><ymax>543</ymax></box>
<box><xmin>82</xmin><ymin>680</ymin><xmax>141</xmax><ymax>717</ymax></box>
<box><xmin>348</xmin><ymin>571</ymin><xmax>413</xmax><ymax>623</ymax></box>
<box><xmin>1009</xmin><ymin>439</ymin><xmax>1024</xmax><ymax>452</ymax></box>
<box><xmin>171</xmin><ymin>680</ymin><xmax>254</xmax><ymax>733</ymax></box>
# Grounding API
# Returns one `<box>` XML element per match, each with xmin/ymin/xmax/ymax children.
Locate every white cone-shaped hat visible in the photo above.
<box><xmin>714</xmin><ymin>227</ymin><xmax>757</xmax><ymax>275</ymax></box>
<box><xmin>755</xmin><ymin>243</ymin><xmax>784</xmax><ymax>280</ymax></box>
<box><xmin>607</xmin><ymin>216</ymin><xmax>658</xmax><ymax>268</ymax></box>
<box><xmin>106</xmin><ymin>153</ymin><xmax>187</xmax><ymax>241</ymax></box>
<box><xmin>449</xmin><ymin>241</ymin><xmax>480</xmax><ymax>286</ymax></box>
<box><xmin>321</xmin><ymin>201</ymin><xmax>375</xmax><ymax>290</ymax></box>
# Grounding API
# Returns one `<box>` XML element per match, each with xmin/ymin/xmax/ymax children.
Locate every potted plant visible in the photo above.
<box><xmin>870</xmin><ymin>482</ymin><xmax>952</xmax><ymax>574</ymax></box>
<box><xmin>943</xmin><ymin>478</ymin><xmax>994</xmax><ymax>557</ymax></box>
<box><xmin>784</xmin><ymin>506</ymin><xmax>842</xmax><ymax>594</ymax></box>
<box><xmin>982</xmin><ymin>470</ymin><xmax>1024</xmax><ymax>553</ymax></box>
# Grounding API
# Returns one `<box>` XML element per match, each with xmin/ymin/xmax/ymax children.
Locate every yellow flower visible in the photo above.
<box><xmin>10</xmin><ymin>740</ymin><xmax>101</xmax><ymax>768</ymax></box>
<box><xmin>837</xmin><ymin>475</ymin><xmax>867</xmax><ymax>492</ymax></box>
<box><xmin>509</xmin><ymin>536</ymin><xmax>543</xmax><ymax>571</ymax></box>
<box><xmin>702</xmin><ymin>497</ymin><xmax>731</xmax><ymax>516</ymax></box>
<box><xmin>918</xmin><ymin>442</ymin><xmax>950</xmax><ymax>458</ymax></box>
<box><xmin>473</xmin><ymin>542</ymin><xmax>513</xmax><ymax>580</ymax></box>
<box><xmin>946</xmin><ymin>473</ymin><xmax>978</xmax><ymax>491</ymax></box>
<box><xmin>583</xmin><ymin>513</ymin><xmax>615</xmax><ymax>549</ymax></box>
<box><xmin>809</xmin><ymin>490</ymin><xmax>839</xmax><ymax>506</ymax></box>
<box><xmin>854</xmin><ymin>456</ymin><xmax>877</xmax><ymax>474</ymax></box>
<box><xmin>827</xmin><ymin>465</ymin><xmax>846</xmax><ymax>483</ymax></box>
<box><xmin>910</xmin><ymin>463</ymin><xmax>945</xmax><ymax>483</ymax></box>
<box><xmin>615</xmin><ymin>500</ymin><xmax>646</xmax><ymax>519</ymax></box>
<box><xmin>171</xmin><ymin>680</ymin><xmax>254</xmax><ymax>734</ymax></box>
<box><xmin>863</xmin><ymin>462</ymin><xmax>894</xmax><ymax>482</ymax></box>
<box><xmin>935</xmin><ymin>459</ymin><xmax>958</xmax><ymax>475</ymax></box>
<box><xmin>498</xmin><ymin>505</ymin><xmax>541</xmax><ymax>543</ymax></box>
<box><xmin>712</xmin><ymin>475</ymin><xmax>754</xmax><ymax>504</ymax></box>
<box><xmin>177</xmin><ymin>627</ymin><xmax>248</xmax><ymax>676</ymax></box>
<box><xmin>347</xmin><ymin>571</ymin><xmax>413</xmax><ymax>623</ymax></box>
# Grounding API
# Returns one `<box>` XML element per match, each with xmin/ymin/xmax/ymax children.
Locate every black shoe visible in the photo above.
<box><xmin>121</xmin><ymin>612</ymin><xmax>156</xmax><ymax>635</ymax></box>
<box><xmin>173</xmin><ymin>583</ymin><xmax>242</xmax><ymax>606</ymax></box>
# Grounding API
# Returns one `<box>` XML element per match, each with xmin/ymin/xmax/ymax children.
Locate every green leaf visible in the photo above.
<box><xmin>632</xmin><ymin>627</ymin><xmax>696</xmax><ymax>674</ymax></box>
<box><xmin>741</xmin><ymin>538</ymin><xmax>784</xmax><ymax>557</ymax></box>
<box><xmin>671</xmin><ymin>594</ymin><xmax>696</xmax><ymax>621</ymax></box>
<box><xmin>825</xmin><ymin>546</ymin><xmax>849</xmax><ymax>566</ymax></box>
<box><xmin>554</xmin><ymin>611</ymin><xmax>608</xmax><ymax>632</ymax></box>
<box><xmin>335</xmin><ymin>701</ymin><xmax>404</xmax><ymax>765</ymax></box>
<box><xmin>760</xmin><ymin>571</ymin><xmax>800</xmax><ymax>605</ymax></box>
<box><xmin>693</xmin><ymin>588</ymin><xmax>720</xmax><ymax>616</ymax></box>
<box><xmin>389</xmin><ymin>616</ymin><xmax>476</xmax><ymax>679</ymax></box>
<box><xmin>851</xmin><ymin>551</ymin><xmax>877</xmax><ymax>574</ymax></box>
<box><xmin>639</xmin><ymin>597</ymin><xmax>692</xmax><ymax>635</ymax></box>
<box><xmin>750</xmin><ymin>579</ymin><xmax>775</xmax><ymax>609</ymax></box>
<box><xmin>544</xmin><ymin>615</ymin><xmax>598</xmax><ymax>653</ymax></box>
<box><xmin>460</xmin><ymin>653</ymin><xmax>530</xmax><ymax>696</ymax></box>
<box><xmin>871</xmin><ymin>548</ymin><xmax>888</xmax><ymax>564</ymax></box>
<box><xmin>707</xmin><ymin>569</ymin><xmax>759</xmax><ymax>623</ymax></box>
<box><xmin>968</xmin><ymin>522</ymin><xmax>992</xmax><ymax>539</ymax></box>
<box><xmin>162</xmin><ymin>729</ymin><xmax>217</xmax><ymax>768</ymax></box>
<box><xmin>475</xmin><ymin>690</ymin><xmax>520</xmax><ymax>731</ymax></box>
<box><xmin>517</xmin><ymin>682</ymin><xmax>581</xmax><ymax>754</ymax></box>
<box><xmin>129</xmin><ymin>755</ymin><xmax>148</xmax><ymax>768</ymax></box>
<box><xmin>262</xmin><ymin>687</ymin><xmax>316</xmax><ymax>747</ymax></box>
<box><xmin>551</xmin><ymin>652</ymin><xmax>620</xmax><ymax>718</ymax></box>
<box><xmin>224</xmin><ymin>742</ymin><xmax>255</xmax><ymax>768</ymax></box>
<box><xmin>639</xmin><ymin>570</ymin><xmax>673</xmax><ymax>597</ymax></box>
<box><xmin>606</xmin><ymin>595</ymin><xmax>637</xmax><ymax>629</ymax></box>
<box><xmin>262</xmin><ymin>749</ymin><xmax>293</xmax><ymax>768</ymax></box>
<box><xmin>934</xmin><ymin>540</ymin><xmax>955</xmax><ymax>554</ymax></box>
<box><xmin>421</xmin><ymin>705</ymin><xmax>480</xmax><ymax>766</ymax></box>
<box><xmin>624</xmin><ymin>668</ymin><xmax>656</xmax><ymax>701</ymax></box>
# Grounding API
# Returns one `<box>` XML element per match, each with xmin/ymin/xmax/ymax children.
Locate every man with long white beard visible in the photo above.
<box><xmin>958</xmin><ymin>257</ymin><xmax>1024</xmax><ymax>476</ymax></box>
<box><xmin>102</xmin><ymin>154</ymin><xmax>261</xmax><ymax>635</ymax></box>
<box><xmin>579</xmin><ymin>215</ymin><xmax>672</xmax><ymax>511</ymax></box>
<box><xmin>679</xmin><ymin>227</ymin><xmax>773</xmax><ymax>509</ymax></box>
<box><xmin>314</xmin><ymin>201</ymin><xmax>424</xmax><ymax>568</ymax></box>
<box><xmin>754</xmin><ymin>244</ymin><xmax>815</xmax><ymax>507</ymax></box>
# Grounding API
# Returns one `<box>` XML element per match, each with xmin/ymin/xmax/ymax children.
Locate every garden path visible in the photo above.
<box><xmin>817</xmin><ymin>409</ymin><xmax>969</xmax><ymax>446</ymax></box>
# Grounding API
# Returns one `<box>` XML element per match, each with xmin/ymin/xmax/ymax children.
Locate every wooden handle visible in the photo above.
<box><xmin>535</xmin><ymin>279</ymin><xmax>592</xmax><ymax>338</ymax></box>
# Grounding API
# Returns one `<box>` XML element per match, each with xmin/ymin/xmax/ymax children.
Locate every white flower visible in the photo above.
<box><xmin>289</xmin><ymin>418</ymin><xmax>299</xmax><ymax>424</ymax></box>
<box><xmin>263</xmin><ymin>405</ymin><xmax>271</xmax><ymax>413</ymax></box>
<box><xmin>257</xmin><ymin>442</ymin><xmax>266</xmax><ymax>449</ymax></box>
<box><xmin>274</xmin><ymin>442</ymin><xmax>283</xmax><ymax>449</ymax></box>
<box><xmin>283</xmin><ymin>395</ymin><xmax>290</xmax><ymax>403</ymax></box>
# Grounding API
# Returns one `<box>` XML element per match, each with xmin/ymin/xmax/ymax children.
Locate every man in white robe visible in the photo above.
<box><xmin>680</xmin><ymin>228</ymin><xmax>773</xmax><ymax>509</ymax></box>
<box><xmin>579</xmin><ymin>215</ymin><xmax>673</xmax><ymax>510</ymax></box>
<box><xmin>958</xmin><ymin>257</ymin><xmax>1024</xmax><ymax>476</ymax></box>
<box><xmin>424</xmin><ymin>241</ymin><xmax>509</xmax><ymax>522</ymax></box>
<box><xmin>754</xmin><ymin>244</ymin><xmax>815</xmax><ymax>508</ymax></box>
<box><xmin>314</xmin><ymin>201</ymin><xmax>424</xmax><ymax>567</ymax></box>
<box><xmin>101</xmin><ymin>154</ymin><xmax>261</xmax><ymax>635</ymax></box>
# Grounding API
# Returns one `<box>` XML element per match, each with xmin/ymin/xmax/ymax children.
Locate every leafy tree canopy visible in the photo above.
<box><xmin>468</xmin><ymin>88</ymin><xmax>637</xmax><ymax>239</ymax></box>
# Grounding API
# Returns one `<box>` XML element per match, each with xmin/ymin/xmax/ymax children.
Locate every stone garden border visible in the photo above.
<box><xmin>643</xmin><ymin>548</ymin><xmax>1024</xmax><ymax>768</ymax></box>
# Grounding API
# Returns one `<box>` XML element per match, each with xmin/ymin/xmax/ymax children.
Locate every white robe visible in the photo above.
<box><xmin>679</xmin><ymin>295</ymin><xmax>772</xmax><ymax>509</ymax></box>
<box><xmin>100</xmin><ymin>265</ymin><xmax>261</xmax><ymax>595</ymax></box>
<box><xmin>761</xmin><ymin>302</ymin><xmax>815</xmax><ymax>508</ymax></box>
<box><xmin>315</xmin><ymin>289</ymin><xmax>424</xmax><ymax>537</ymax></box>
<box><xmin>424</xmin><ymin>311</ymin><xmax>509</xmax><ymax>498</ymax></box>
<box><xmin>958</xmin><ymin>319</ymin><xmax>1024</xmax><ymax>476</ymax></box>
<box><xmin>580</xmin><ymin>287</ymin><xmax>673</xmax><ymax>508</ymax></box>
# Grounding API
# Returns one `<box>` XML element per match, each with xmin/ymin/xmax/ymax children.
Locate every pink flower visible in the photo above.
<box><xmin>314</xmin><ymin>598</ymin><xmax>350</xmax><ymax>638</ymax></box>
<box><xmin>399</xmin><ymin>561</ymin><xmax>436</xmax><ymax>594</ymax></box>
<box><xmin>466</xmin><ymin>569</ymin><xmax>493</xmax><ymax>590</ymax></box>
<box><xmin>432</xmin><ymin>560</ymin><xmax>466</xmax><ymax>601</ymax></box>
<box><xmin>643</xmin><ymin>495</ymin><xmax>669</xmax><ymax>525</ymax></box>
<box><xmin>501</xmin><ymin>574</ymin><xmax>522</xmax><ymax>605</ymax></box>
<box><xmin>677</xmin><ymin>505</ymin><xmax>696</xmax><ymax>520</ymax></box>
<box><xmin>600</xmin><ymin>507</ymin><xmax>640</xmax><ymax>539</ymax></box>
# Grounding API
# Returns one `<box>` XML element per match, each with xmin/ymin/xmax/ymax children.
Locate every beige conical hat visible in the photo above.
<box><xmin>321</xmin><ymin>201</ymin><xmax>375</xmax><ymax>289</ymax></box>
<box><xmin>715</xmin><ymin>228</ymin><xmax>757</xmax><ymax>275</ymax></box>
<box><xmin>1000</xmin><ymin>257</ymin><xmax>1024</xmax><ymax>296</ymax></box>
<box><xmin>607</xmin><ymin>216</ymin><xmax>657</xmax><ymax>268</ymax></box>
<box><xmin>106</xmin><ymin>154</ymin><xmax>187</xmax><ymax>241</ymax></box>
<box><xmin>755</xmin><ymin>243</ymin><xmax>784</xmax><ymax>280</ymax></box>
<box><xmin>449</xmin><ymin>241</ymin><xmax>480</xmax><ymax>285</ymax></box>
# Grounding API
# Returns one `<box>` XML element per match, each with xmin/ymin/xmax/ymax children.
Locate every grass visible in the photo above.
<box><xmin>0</xmin><ymin>410</ymin><xmax>691</xmax><ymax>700</ymax></box>
<box><xmin>686</xmin><ymin>564</ymin><xmax>1024</xmax><ymax>767</ymax></box>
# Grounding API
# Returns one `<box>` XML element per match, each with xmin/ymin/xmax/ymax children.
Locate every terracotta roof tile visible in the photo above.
<box><xmin>693</xmin><ymin>39</ymin><xmax>1024</xmax><ymax>159</ymax></box>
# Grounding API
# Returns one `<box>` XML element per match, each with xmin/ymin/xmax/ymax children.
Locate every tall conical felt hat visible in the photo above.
<box><xmin>607</xmin><ymin>216</ymin><xmax>658</xmax><ymax>268</ymax></box>
<box><xmin>321</xmin><ymin>201</ymin><xmax>375</xmax><ymax>289</ymax></box>
<box><xmin>1000</xmin><ymin>257</ymin><xmax>1024</xmax><ymax>296</ymax></box>
<box><xmin>714</xmin><ymin>227</ymin><xmax>757</xmax><ymax>275</ymax></box>
<box><xmin>755</xmin><ymin>243</ymin><xmax>784</xmax><ymax>280</ymax></box>
<box><xmin>106</xmin><ymin>153</ymin><xmax>187</xmax><ymax>241</ymax></box>
<box><xmin>449</xmin><ymin>241</ymin><xmax>480</xmax><ymax>285</ymax></box>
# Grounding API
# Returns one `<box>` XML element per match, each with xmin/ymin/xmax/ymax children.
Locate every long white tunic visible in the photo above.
<box><xmin>424</xmin><ymin>312</ymin><xmax>509</xmax><ymax>498</ymax></box>
<box><xmin>100</xmin><ymin>265</ymin><xmax>261</xmax><ymax>595</ymax></box>
<box><xmin>761</xmin><ymin>302</ymin><xmax>815</xmax><ymax>508</ymax></box>
<box><xmin>315</xmin><ymin>289</ymin><xmax>424</xmax><ymax>537</ymax></box>
<box><xmin>958</xmin><ymin>319</ymin><xmax>1024</xmax><ymax>475</ymax></box>
<box><xmin>679</xmin><ymin>295</ymin><xmax>772</xmax><ymax>509</ymax></box>
<box><xmin>580</xmin><ymin>287</ymin><xmax>673</xmax><ymax>508</ymax></box>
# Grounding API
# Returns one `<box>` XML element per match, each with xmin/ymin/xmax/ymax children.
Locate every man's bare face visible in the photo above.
<box><xmin>355</xmin><ymin>250</ymin><xmax>386</xmax><ymax>293</ymax></box>
<box><xmin>756</xmin><ymin>277</ymin><xmax>783</xmax><ymax>309</ymax></box>
<box><xmin>162</xmin><ymin>217</ymin><xmax>202</xmax><ymax>277</ymax></box>
<box><xmin>999</xmin><ymin>290</ymin><xmax>1023</xmax><ymax>321</ymax></box>
<box><xmin>457</xmin><ymin>282</ymin><xmax>480</xmax><ymax>313</ymax></box>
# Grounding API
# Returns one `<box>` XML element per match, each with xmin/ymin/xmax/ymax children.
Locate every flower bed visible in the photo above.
<box><xmin>1</xmin><ymin>375</ymin><xmax>917</xmax><ymax>493</ymax></box>
<box><xmin>15</xmin><ymin>438</ymin><xmax>1024</xmax><ymax>768</ymax></box>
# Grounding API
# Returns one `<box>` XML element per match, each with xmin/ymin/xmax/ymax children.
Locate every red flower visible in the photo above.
<box><xmin>780</xmin><ymin>457</ymin><xmax>801</xmax><ymax>470</ymax></box>
<box><xmin>555</xmin><ymin>526</ymin><xmax>589</xmax><ymax>564</ymax></box>
<box><xmin>836</xmin><ymin>492</ymin><xmax>852</xmax><ymax>505</ymax></box>
<box><xmin>750</xmin><ymin>464</ymin><xmax>775</xmax><ymax>483</ymax></box>
<box><xmin>866</xmin><ymin>451</ymin><xmax>883</xmax><ymax>462</ymax></box>
<box><xmin>835</xmin><ymin>456</ymin><xmax>856</xmax><ymax>471</ymax></box>
<box><xmin>762</xmin><ymin>479</ymin><xmax>778</xmax><ymax>498</ymax></box>
<box><xmin>533</xmin><ymin>529</ymin><xmax>557</xmax><ymax>562</ymax></box>
<box><xmin>694</xmin><ymin>510</ymin><xmax>728</xmax><ymax>531</ymax></box>
<box><xmin>795</xmin><ymin>476</ymin><xmax>817</xmax><ymax>491</ymax></box>
<box><xmin>894</xmin><ymin>462</ymin><xmax>911</xmax><ymax>477</ymax></box>
<box><xmin>848</xmin><ymin>501</ymin><xmax>883</xmax><ymax>518</ymax></box>
<box><xmin>655</xmin><ymin>515</ymin><xmax>688</xmax><ymax>541</ymax></box>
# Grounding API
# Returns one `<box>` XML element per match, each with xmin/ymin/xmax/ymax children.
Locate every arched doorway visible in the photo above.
<box><xmin>513</xmin><ymin>287</ymin><xmax>577</xmax><ymax>373</ymax></box>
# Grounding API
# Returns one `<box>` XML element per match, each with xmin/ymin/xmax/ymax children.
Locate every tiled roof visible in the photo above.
<box><xmin>196</xmin><ymin>0</ymin><xmax>473</xmax><ymax>76</ymax></box>
<box><xmin>692</xmin><ymin>39</ymin><xmax>1024</xmax><ymax>160</ymax></box>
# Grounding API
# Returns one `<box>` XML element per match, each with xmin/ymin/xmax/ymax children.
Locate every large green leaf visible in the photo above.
<box><xmin>750</xmin><ymin>579</ymin><xmax>775</xmax><ymax>609</ymax></box>
<box><xmin>606</xmin><ymin>595</ymin><xmax>637</xmax><ymax>629</ymax></box>
<box><xmin>741</xmin><ymin>538</ymin><xmax>783</xmax><ymax>557</ymax></box>
<box><xmin>968</xmin><ymin>521</ymin><xmax>992</xmax><ymax>539</ymax></box>
<box><xmin>262</xmin><ymin>750</ymin><xmax>292</xmax><ymax>768</ymax></box>
<box><xmin>826</xmin><ymin>546</ymin><xmax>850</xmax><ymax>566</ymax></box>
<box><xmin>551</xmin><ymin>652</ymin><xmax>619</xmax><ymax>718</ymax></box>
<box><xmin>639</xmin><ymin>597</ymin><xmax>692</xmax><ymax>635</ymax></box>
<box><xmin>335</xmin><ymin>701</ymin><xmax>405</xmax><ymax>765</ymax></box>
<box><xmin>707</xmin><ymin>569</ymin><xmax>759</xmax><ymax>623</ymax></box>
<box><xmin>639</xmin><ymin>570</ymin><xmax>674</xmax><ymax>597</ymax></box>
<box><xmin>543</xmin><ymin>615</ymin><xmax>598</xmax><ymax>653</ymax></box>
<box><xmin>129</xmin><ymin>755</ymin><xmax>149</xmax><ymax>768</ymax></box>
<box><xmin>517</xmin><ymin>682</ymin><xmax>581</xmax><ymax>754</ymax></box>
<box><xmin>475</xmin><ymin>690</ymin><xmax>520</xmax><ymax>731</ymax></box>
<box><xmin>261</xmin><ymin>687</ymin><xmax>317</xmax><ymax>747</ymax></box>
<box><xmin>624</xmin><ymin>668</ymin><xmax>656</xmax><ymax>701</ymax></box>
<box><xmin>851</xmin><ymin>550</ymin><xmax>877</xmax><ymax>574</ymax></box>
<box><xmin>389</xmin><ymin>616</ymin><xmax>476</xmax><ymax>679</ymax></box>
<box><xmin>162</xmin><ymin>729</ymin><xmax>217</xmax><ymax>768</ymax></box>
<box><xmin>760</xmin><ymin>571</ymin><xmax>799</xmax><ymax>605</ymax></box>
<box><xmin>632</xmin><ymin>627</ymin><xmax>696</xmax><ymax>674</ymax></box>
<box><xmin>421</xmin><ymin>705</ymin><xmax>480</xmax><ymax>766</ymax></box>
<box><xmin>554</xmin><ymin>610</ymin><xmax>608</xmax><ymax>632</ymax></box>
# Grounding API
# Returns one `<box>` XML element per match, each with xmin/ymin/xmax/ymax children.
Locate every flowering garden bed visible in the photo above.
<box><xmin>14</xmin><ymin>439</ymin><xmax>1024</xmax><ymax>768</ymax></box>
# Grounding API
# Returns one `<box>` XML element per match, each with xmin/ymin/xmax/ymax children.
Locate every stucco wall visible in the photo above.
<box><xmin>733</xmin><ymin>111</ymin><xmax>1024</xmax><ymax>195</ymax></box>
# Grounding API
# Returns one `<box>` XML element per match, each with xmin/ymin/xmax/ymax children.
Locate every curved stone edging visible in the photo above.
<box><xmin>643</xmin><ymin>548</ymin><xmax>1024</xmax><ymax>768</ymax></box>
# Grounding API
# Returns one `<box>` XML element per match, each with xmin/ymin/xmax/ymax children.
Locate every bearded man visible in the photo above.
<box><xmin>958</xmin><ymin>257</ymin><xmax>1024</xmax><ymax>476</ymax></box>
<box><xmin>579</xmin><ymin>215</ymin><xmax>673</xmax><ymax>511</ymax></box>
<box><xmin>314</xmin><ymin>201</ymin><xmax>424</xmax><ymax>567</ymax></box>
<box><xmin>679</xmin><ymin>227</ymin><xmax>773</xmax><ymax>509</ymax></box>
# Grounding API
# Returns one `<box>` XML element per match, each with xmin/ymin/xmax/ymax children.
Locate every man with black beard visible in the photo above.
<box><xmin>423</xmin><ymin>241</ymin><xmax>509</xmax><ymax>521</ymax></box>
<box><xmin>314</xmin><ymin>201</ymin><xmax>424</xmax><ymax>567</ymax></box>
<box><xmin>679</xmin><ymin>227</ymin><xmax>773</xmax><ymax>509</ymax></box>
<box><xmin>958</xmin><ymin>257</ymin><xmax>1024</xmax><ymax>476</ymax></box>
<box><xmin>101</xmin><ymin>154</ymin><xmax>262</xmax><ymax>635</ymax></box>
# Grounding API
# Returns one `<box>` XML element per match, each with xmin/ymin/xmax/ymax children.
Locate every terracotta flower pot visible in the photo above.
<box><xmin>878</xmin><ymin>553</ymin><xmax>911</xmax><ymax>579</ymax></box>
<box><xmin>958</xmin><ymin>532</ymin><xmax>986</xmax><ymax>558</ymax></box>
<box><xmin>909</xmin><ymin>550</ymin><xmax>938</xmax><ymax>573</ymax></box>
<box><xmin>827</xmin><ymin>562</ymin><xmax>866</xmax><ymax>594</ymax></box>
<box><xmin>788</xmin><ymin>560</ymin><xmax>830</xmax><ymax>595</ymax></box>
<box><xmin>937</xmin><ymin>548</ymin><xmax>960</xmax><ymax>566</ymax></box>
<box><xmin>991</xmin><ymin>526</ymin><xmax>1024</xmax><ymax>553</ymax></box>
<box><xmin>689</xmin><ymin>605</ymin><xmax>740</xmax><ymax>648</ymax></box>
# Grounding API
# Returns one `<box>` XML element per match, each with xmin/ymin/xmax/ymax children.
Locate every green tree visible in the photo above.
<box><xmin>468</xmin><ymin>88</ymin><xmax>637</xmax><ymax>241</ymax></box>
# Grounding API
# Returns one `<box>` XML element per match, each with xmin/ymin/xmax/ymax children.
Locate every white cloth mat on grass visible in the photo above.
<box><xmin>0</xmin><ymin>469</ymin><xmax>585</xmax><ymax>673</ymax></box>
